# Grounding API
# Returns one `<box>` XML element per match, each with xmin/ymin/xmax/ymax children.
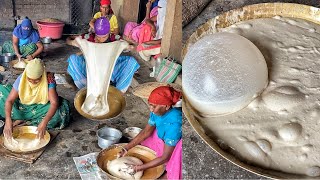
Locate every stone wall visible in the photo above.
<box><xmin>0</xmin><ymin>0</ymin><xmax>70</xmax><ymax>30</ymax></box>
<box><xmin>0</xmin><ymin>0</ymin><xmax>14</xmax><ymax>30</ymax></box>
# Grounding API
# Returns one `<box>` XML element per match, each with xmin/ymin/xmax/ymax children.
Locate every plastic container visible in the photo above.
<box><xmin>36</xmin><ymin>21</ymin><xmax>65</xmax><ymax>39</ymax></box>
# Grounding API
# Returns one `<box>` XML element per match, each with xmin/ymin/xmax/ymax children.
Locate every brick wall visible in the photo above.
<box><xmin>0</xmin><ymin>0</ymin><xmax>70</xmax><ymax>30</ymax></box>
<box><xmin>0</xmin><ymin>0</ymin><xmax>14</xmax><ymax>30</ymax></box>
<box><xmin>15</xmin><ymin>0</ymin><xmax>70</xmax><ymax>26</ymax></box>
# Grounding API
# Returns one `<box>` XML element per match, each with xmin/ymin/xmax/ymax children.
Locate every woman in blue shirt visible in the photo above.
<box><xmin>2</xmin><ymin>17</ymin><xmax>43</xmax><ymax>60</ymax></box>
<box><xmin>119</xmin><ymin>86</ymin><xmax>182</xmax><ymax>179</ymax></box>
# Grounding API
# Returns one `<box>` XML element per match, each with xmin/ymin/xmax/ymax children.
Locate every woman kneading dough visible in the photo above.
<box><xmin>1</xmin><ymin>59</ymin><xmax>71</xmax><ymax>139</ymax></box>
<box><xmin>118</xmin><ymin>86</ymin><xmax>182</xmax><ymax>179</ymax></box>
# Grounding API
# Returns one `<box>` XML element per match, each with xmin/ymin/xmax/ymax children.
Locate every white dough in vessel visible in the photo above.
<box><xmin>76</xmin><ymin>38</ymin><xmax>128</xmax><ymax>116</ymax></box>
<box><xmin>107</xmin><ymin>156</ymin><xmax>144</xmax><ymax>179</ymax></box>
<box><xmin>182</xmin><ymin>32</ymin><xmax>268</xmax><ymax>117</ymax></box>
<box><xmin>13</xmin><ymin>60</ymin><xmax>27</xmax><ymax>69</ymax></box>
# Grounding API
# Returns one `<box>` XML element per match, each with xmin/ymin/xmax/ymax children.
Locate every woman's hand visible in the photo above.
<box><xmin>117</xmin><ymin>146</ymin><xmax>128</xmax><ymax>157</ymax></box>
<box><xmin>16</xmin><ymin>53</ymin><xmax>22</xmax><ymax>60</ymax></box>
<box><xmin>151</xmin><ymin>27</ymin><xmax>157</xmax><ymax>37</ymax></box>
<box><xmin>3</xmin><ymin>119</ymin><xmax>13</xmax><ymax>138</ymax></box>
<box><xmin>36</xmin><ymin>122</ymin><xmax>47</xmax><ymax>139</ymax></box>
<box><xmin>26</xmin><ymin>54</ymin><xmax>34</xmax><ymax>60</ymax></box>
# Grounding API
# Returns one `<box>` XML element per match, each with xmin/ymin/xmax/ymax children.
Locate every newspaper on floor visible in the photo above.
<box><xmin>73</xmin><ymin>152</ymin><xmax>109</xmax><ymax>180</ymax></box>
<box><xmin>54</xmin><ymin>73</ymin><xmax>68</xmax><ymax>84</ymax></box>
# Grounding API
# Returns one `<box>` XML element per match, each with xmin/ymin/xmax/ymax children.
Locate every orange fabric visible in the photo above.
<box><xmin>148</xmin><ymin>86</ymin><xmax>181</xmax><ymax>106</ymax></box>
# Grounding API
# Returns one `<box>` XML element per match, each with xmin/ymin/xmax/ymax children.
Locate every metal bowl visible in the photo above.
<box><xmin>97</xmin><ymin>143</ymin><xmax>165</xmax><ymax>179</ymax></box>
<box><xmin>97</xmin><ymin>127</ymin><xmax>122</xmax><ymax>149</ymax></box>
<box><xmin>0</xmin><ymin>120</ymin><xmax>4</xmax><ymax>135</ymax></box>
<box><xmin>0</xmin><ymin>126</ymin><xmax>50</xmax><ymax>154</ymax></box>
<box><xmin>74</xmin><ymin>86</ymin><xmax>126</xmax><ymax>121</ymax></box>
<box><xmin>1</xmin><ymin>53</ymin><xmax>15</xmax><ymax>63</ymax></box>
<box><xmin>123</xmin><ymin>127</ymin><xmax>142</xmax><ymax>141</ymax></box>
<box><xmin>41</xmin><ymin>37</ymin><xmax>52</xmax><ymax>44</ymax></box>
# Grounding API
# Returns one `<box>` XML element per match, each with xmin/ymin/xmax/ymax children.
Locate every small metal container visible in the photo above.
<box><xmin>123</xmin><ymin>127</ymin><xmax>142</xmax><ymax>141</ymax></box>
<box><xmin>0</xmin><ymin>120</ymin><xmax>4</xmax><ymax>135</ymax></box>
<box><xmin>1</xmin><ymin>53</ymin><xmax>15</xmax><ymax>63</ymax></box>
<box><xmin>97</xmin><ymin>127</ymin><xmax>122</xmax><ymax>149</ymax></box>
<box><xmin>41</xmin><ymin>37</ymin><xmax>52</xmax><ymax>44</ymax></box>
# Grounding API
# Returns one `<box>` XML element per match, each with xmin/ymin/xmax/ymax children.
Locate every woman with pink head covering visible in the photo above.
<box><xmin>119</xmin><ymin>86</ymin><xmax>182</xmax><ymax>179</ymax></box>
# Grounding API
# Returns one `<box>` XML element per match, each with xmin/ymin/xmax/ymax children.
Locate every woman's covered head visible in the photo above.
<box><xmin>148</xmin><ymin>86</ymin><xmax>181</xmax><ymax>106</ymax></box>
<box><xmin>94</xmin><ymin>17</ymin><xmax>110</xmax><ymax>37</ymax></box>
<box><xmin>21</xmin><ymin>17</ymin><xmax>33</xmax><ymax>37</ymax></box>
<box><xmin>100</xmin><ymin>0</ymin><xmax>112</xmax><ymax>15</ymax></box>
<box><xmin>25</xmin><ymin>58</ymin><xmax>44</xmax><ymax>82</ymax></box>
<box><xmin>148</xmin><ymin>86</ymin><xmax>181</xmax><ymax>115</ymax></box>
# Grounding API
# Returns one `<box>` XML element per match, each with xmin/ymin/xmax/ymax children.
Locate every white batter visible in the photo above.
<box><xmin>4</xmin><ymin>133</ymin><xmax>46</xmax><ymax>152</ymax></box>
<box><xmin>76</xmin><ymin>38</ymin><xmax>128</xmax><ymax>117</ymax></box>
<box><xmin>106</xmin><ymin>156</ymin><xmax>143</xmax><ymax>179</ymax></box>
<box><xmin>13</xmin><ymin>60</ymin><xmax>27</xmax><ymax>69</ymax></box>
<box><xmin>192</xmin><ymin>17</ymin><xmax>320</xmax><ymax>176</ymax></box>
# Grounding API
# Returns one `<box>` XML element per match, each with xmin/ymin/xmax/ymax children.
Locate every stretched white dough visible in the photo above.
<box><xmin>76</xmin><ymin>38</ymin><xmax>128</xmax><ymax>116</ymax></box>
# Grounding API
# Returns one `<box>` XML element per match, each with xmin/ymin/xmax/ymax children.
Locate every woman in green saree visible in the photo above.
<box><xmin>1</xmin><ymin>59</ymin><xmax>70</xmax><ymax>139</ymax></box>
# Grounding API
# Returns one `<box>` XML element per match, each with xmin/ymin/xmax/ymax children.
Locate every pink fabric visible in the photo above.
<box><xmin>123</xmin><ymin>7</ymin><xmax>158</xmax><ymax>43</ymax></box>
<box><xmin>141</xmin><ymin>130</ymin><xmax>182</xmax><ymax>180</ymax></box>
<box><xmin>136</xmin><ymin>43</ymin><xmax>161</xmax><ymax>52</ymax></box>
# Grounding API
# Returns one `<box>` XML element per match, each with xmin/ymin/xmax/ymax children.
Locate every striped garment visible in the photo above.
<box><xmin>2</xmin><ymin>41</ymin><xmax>37</xmax><ymax>57</ymax></box>
<box><xmin>67</xmin><ymin>55</ymin><xmax>140</xmax><ymax>92</ymax></box>
<box><xmin>156</xmin><ymin>59</ymin><xmax>182</xmax><ymax>83</ymax></box>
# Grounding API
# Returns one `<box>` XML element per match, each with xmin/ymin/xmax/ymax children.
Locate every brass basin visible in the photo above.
<box><xmin>97</xmin><ymin>143</ymin><xmax>165</xmax><ymax>179</ymax></box>
<box><xmin>182</xmin><ymin>3</ymin><xmax>320</xmax><ymax>179</ymax></box>
<box><xmin>74</xmin><ymin>86</ymin><xmax>126</xmax><ymax>121</ymax></box>
<box><xmin>0</xmin><ymin>126</ymin><xmax>50</xmax><ymax>154</ymax></box>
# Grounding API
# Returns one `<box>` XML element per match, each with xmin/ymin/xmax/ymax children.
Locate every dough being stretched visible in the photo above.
<box><xmin>106</xmin><ymin>156</ymin><xmax>144</xmax><ymax>179</ymax></box>
<box><xmin>13</xmin><ymin>60</ymin><xmax>27</xmax><ymax>69</ymax></box>
<box><xmin>76</xmin><ymin>38</ymin><xmax>128</xmax><ymax>116</ymax></box>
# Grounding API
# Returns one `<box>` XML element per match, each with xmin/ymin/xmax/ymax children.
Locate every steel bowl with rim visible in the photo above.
<box><xmin>97</xmin><ymin>126</ymin><xmax>122</xmax><ymax>149</ymax></box>
<box><xmin>0</xmin><ymin>126</ymin><xmax>50</xmax><ymax>154</ymax></box>
<box><xmin>0</xmin><ymin>53</ymin><xmax>15</xmax><ymax>63</ymax></box>
<box><xmin>97</xmin><ymin>143</ymin><xmax>165</xmax><ymax>179</ymax></box>
<box><xmin>41</xmin><ymin>37</ymin><xmax>52</xmax><ymax>44</ymax></box>
<box><xmin>123</xmin><ymin>127</ymin><xmax>142</xmax><ymax>141</ymax></box>
<box><xmin>74</xmin><ymin>86</ymin><xmax>126</xmax><ymax>121</ymax></box>
<box><xmin>182</xmin><ymin>3</ymin><xmax>320</xmax><ymax>179</ymax></box>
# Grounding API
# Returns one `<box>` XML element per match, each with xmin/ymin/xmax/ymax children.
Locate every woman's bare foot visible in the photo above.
<box><xmin>13</xmin><ymin>120</ymin><xmax>25</xmax><ymax>127</ymax></box>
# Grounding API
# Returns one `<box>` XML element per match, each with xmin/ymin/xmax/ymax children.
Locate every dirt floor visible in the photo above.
<box><xmin>0</xmin><ymin>34</ymin><xmax>158</xmax><ymax>178</ymax></box>
<box><xmin>182</xmin><ymin>0</ymin><xmax>320</xmax><ymax>179</ymax></box>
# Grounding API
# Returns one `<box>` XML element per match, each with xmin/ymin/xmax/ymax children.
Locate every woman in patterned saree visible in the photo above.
<box><xmin>1</xmin><ymin>17</ymin><xmax>43</xmax><ymax>60</ymax></box>
<box><xmin>1</xmin><ymin>59</ymin><xmax>71</xmax><ymax>139</ymax></box>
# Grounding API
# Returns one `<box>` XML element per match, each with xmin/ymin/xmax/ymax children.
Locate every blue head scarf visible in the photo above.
<box><xmin>13</xmin><ymin>18</ymin><xmax>40</xmax><ymax>45</ymax></box>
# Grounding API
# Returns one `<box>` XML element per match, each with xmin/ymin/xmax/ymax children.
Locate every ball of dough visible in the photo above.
<box><xmin>183</xmin><ymin>32</ymin><xmax>268</xmax><ymax>116</ymax></box>
<box><xmin>13</xmin><ymin>61</ymin><xmax>27</xmax><ymax>69</ymax></box>
<box><xmin>106</xmin><ymin>156</ymin><xmax>143</xmax><ymax>179</ymax></box>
